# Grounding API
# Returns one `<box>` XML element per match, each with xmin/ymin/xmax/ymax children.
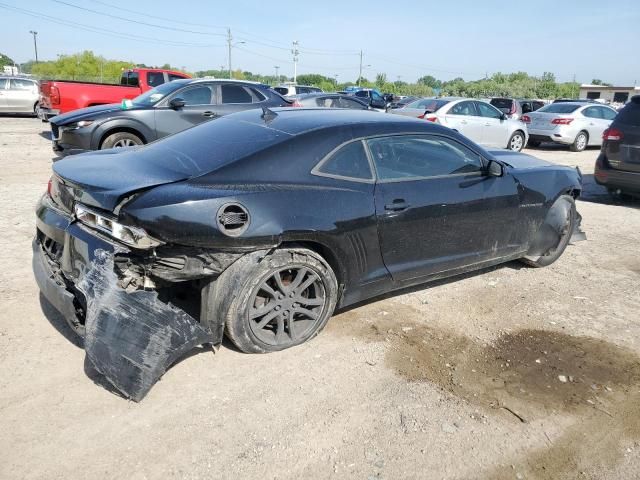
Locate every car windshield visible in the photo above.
<box><xmin>537</xmin><ymin>104</ymin><xmax>581</xmax><ymax>114</ymax></box>
<box><xmin>132</xmin><ymin>81</ymin><xmax>188</xmax><ymax>107</ymax></box>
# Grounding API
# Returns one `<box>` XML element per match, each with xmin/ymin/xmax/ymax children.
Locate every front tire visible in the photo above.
<box><xmin>100</xmin><ymin>131</ymin><xmax>143</xmax><ymax>150</ymax></box>
<box><xmin>211</xmin><ymin>248</ymin><xmax>338</xmax><ymax>353</ymax></box>
<box><xmin>570</xmin><ymin>131</ymin><xmax>588</xmax><ymax>152</ymax></box>
<box><xmin>508</xmin><ymin>131</ymin><xmax>525</xmax><ymax>152</ymax></box>
<box><xmin>521</xmin><ymin>195</ymin><xmax>576</xmax><ymax>268</ymax></box>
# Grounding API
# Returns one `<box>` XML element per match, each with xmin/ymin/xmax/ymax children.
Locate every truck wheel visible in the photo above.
<box><xmin>101</xmin><ymin>132</ymin><xmax>143</xmax><ymax>149</ymax></box>
<box><xmin>521</xmin><ymin>195</ymin><xmax>576</xmax><ymax>268</ymax></box>
<box><xmin>207</xmin><ymin>248</ymin><xmax>338</xmax><ymax>353</ymax></box>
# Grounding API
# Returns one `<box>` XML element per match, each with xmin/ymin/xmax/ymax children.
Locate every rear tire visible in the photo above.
<box><xmin>100</xmin><ymin>131</ymin><xmax>143</xmax><ymax>150</ymax></box>
<box><xmin>570</xmin><ymin>131</ymin><xmax>588</xmax><ymax>152</ymax></box>
<box><xmin>521</xmin><ymin>195</ymin><xmax>576</xmax><ymax>268</ymax></box>
<box><xmin>508</xmin><ymin>131</ymin><xmax>525</xmax><ymax>152</ymax></box>
<box><xmin>33</xmin><ymin>102</ymin><xmax>39</xmax><ymax>118</ymax></box>
<box><xmin>209</xmin><ymin>248</ymin><xmax>338</xmax><ymax>353</ymax></box>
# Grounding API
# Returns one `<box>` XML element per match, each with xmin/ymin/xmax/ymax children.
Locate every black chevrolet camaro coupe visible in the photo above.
<box><xmin>34</xmin><ymin>108</ymin><xmax>584</xmax><ymax>400</ymax></box>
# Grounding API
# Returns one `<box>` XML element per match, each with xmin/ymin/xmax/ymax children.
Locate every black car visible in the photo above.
<box><xmin>49</xmin><ymin>79</ymin><xmax>290</xmax><ymax>155</ymax></box>
<box><xmin>352</xmin><ymin>89</ymin><xmax>388</xmax><ymax>110</ymax></box>
<box><xmin>386</xmin><ymin>95</ymin><xmax>419</xmax><ymax>110</ymax></box>
<box><xmin>595</xmin><ymin>95</ymin><xmax>640</xmax><ymax>197</ymax></box>
<box><xmin>291</xmin><ymin>92</ymin><xmax>370</xmax><ymax>109</ymax></box>
<box><xmin>34</xmin><ymin>108</ymin><xmax>584</xmax><ymax>400</ymax></box>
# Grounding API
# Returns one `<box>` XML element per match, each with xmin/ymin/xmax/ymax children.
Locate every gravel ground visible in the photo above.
<box><xmin>0</xmin><ymin>116</ymin><xmax>639</xmax><ymax>480</ymax></box>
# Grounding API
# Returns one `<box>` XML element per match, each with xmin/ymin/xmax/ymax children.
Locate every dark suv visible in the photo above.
<box><xmin>595</xmin><ymin>95</ymin><xmax>640</xmax><ymax>197</ymax></box>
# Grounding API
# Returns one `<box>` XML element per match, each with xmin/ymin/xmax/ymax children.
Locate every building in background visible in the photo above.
<box><xmin>579</xmin><ymin>84</ymin><xmax>639</xmax><ymax>104</ymax></box>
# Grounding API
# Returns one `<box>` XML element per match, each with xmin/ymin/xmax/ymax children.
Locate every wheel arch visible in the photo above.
<box><xmin>92</xmin><ymin>121</ymin><xmax>151</xmax><ymax>150</ymax></box>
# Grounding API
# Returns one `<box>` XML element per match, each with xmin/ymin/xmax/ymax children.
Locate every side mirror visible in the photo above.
<box><xmin>169</xmin><ymin>98</ymin><xmax>186</xmax><ymax>110</ymax></box>
<box><xmin>487</xmin><ymin>159</ymin><xmax>504</xmax><ymax>177</ymax></box>
<box><xmin>500</xmin><ymin>113</ymin><xmax>508</xmax><ymax>121</ymax></box>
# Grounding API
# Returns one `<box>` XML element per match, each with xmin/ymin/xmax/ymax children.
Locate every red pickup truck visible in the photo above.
<box><xmin>38</xmin><ymin>68</ymin><xmax>190</xmax><ymax>120</ymax></box>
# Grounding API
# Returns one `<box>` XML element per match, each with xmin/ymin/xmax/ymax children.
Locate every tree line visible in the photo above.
<box><xmin>2</xmin><ymin>50</ymin><xmax>595</xmax><ymax>100</ymax></box>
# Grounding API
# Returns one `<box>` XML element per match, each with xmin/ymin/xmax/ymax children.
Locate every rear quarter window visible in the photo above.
<box><xmin>313</xmin><ymin>141</ymin><xmax>373</xmax><ymax>181</ymax></box>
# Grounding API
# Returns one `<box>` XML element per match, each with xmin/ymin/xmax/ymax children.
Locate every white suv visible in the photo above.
<box><xmin>273</xmin><ymin>84</ymin><xmax>322</xmax><ymax>97</ymax></box>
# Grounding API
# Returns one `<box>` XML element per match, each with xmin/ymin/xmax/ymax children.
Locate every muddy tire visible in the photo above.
<box><xmin>209</xmin><ymin>248</ymin><xmax>338</xmax><ymax>353</ymax></box>
<box><xmin>521</xmin><ymin>195</ymin><xmax>576</xmax><ymax>268</ymax></box>
<box><xmin>100</xmin><ymin>131</ymin><xmax>143</xmax><ymax>150</ymax></box>
<box><xmin>570</xmin><ymin>131</ymin><xmax>588</xmax><ymax>152</ymax></box>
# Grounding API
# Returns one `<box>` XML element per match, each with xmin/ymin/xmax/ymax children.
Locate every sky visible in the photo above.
<box><xmin>0</xmin><ymin>0</ymin><xmax>639</xmax><ymax>85</ymax></box>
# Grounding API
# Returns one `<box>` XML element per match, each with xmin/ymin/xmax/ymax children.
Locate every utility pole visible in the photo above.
<box><xmin>358</xmin><ymin>50</ymin><xmax>363</xmax><ymax>86</ymax></box>
<box><xmin>291</xmin><ymin>41</ymin><xmax>299</xmax><ymax>83</ymax></box>
<box><xmin>274</xmin><ymin>65</ymin><xmax>279</xmax><ymax>83</ymax></box>
<box><xmin>29</xmin><ymin>30</ymin><xmax>38</xmax><ymax>63</ymax></box>
<box><xmin>227</xmin><ymin>28</ymin><xmax>233</xmax><ymax>79</ymax></box>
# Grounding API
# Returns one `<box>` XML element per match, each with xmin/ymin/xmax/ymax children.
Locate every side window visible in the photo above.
<box><xmin>220</xmin><ymin>84</ymin><xmax>253</xmax><ymax>103</ymax></box>
<box><xmin>582</xmin><ymin>107</ymin><xmax>602</xmax><ymax>119</ymax></box>
<box><xmin>147</xmin><ymin>72</ymin><xmax>165</xmax><ymax>87</ymax></box>
<box><xmin>476</xmin><ymin>101</ymin><xmax>502</xmax><ymax>119</ymax></box>
<box><xmin>177</xmin><ymin>85</ymin><xmax>214</xmax><ymax>105</ymax></box>
<box><xmin>521</xmin><ymin>102</ymin><xmax>533</xmax><ymax>114</ymax></box>
<box><xmin>314</xmin><ymin>141</ymin><xmax>373</xmax><ymax>181</ymax></box>
<box><xmin>250</xmin><ymin>88</ymin><xmax>267</xmax><ymax>102</ymax></box>
<box><xmin>9</xmin><ymin>79</ymin><xmax>35</xmax><ymax>90</ymax></box>
<box><xmin>273</xmin><ymin>87</ymin><xmax>288</xmax><ymax>95</ymax></box>
<box><xmin>532</xmin><ymin>101</ymin><xmax>545</xmax><ymax>111</ymax></box>
<box><xmin>600</xmin><ymin>107</ymin><xmax>617</xmax><ymax>121</ymax></box>
<box><xmin>371</xmin><ymin>91</ymin><xmax>384</xmax><ymax>102</ymax></box>
<box><xmin>449</xmin><ymin>101</ymin><xmax>476</xmax><ymax>116</ymax></box>
<box><xmin>126</xmin><ymin>72</ymin><xmax>139</xmax><ymax>87</ymax></box>
<box><xmin>169</xmin><ymin>73</ymin><xmax>185</xmax><ymax>81</ymax></box>
<box><xmin>339</xmin><ymin>98</ymin><xmax>366</xmax><ymax>109</ymax></box>
<box><xmin>355</xmin><ymin>90</ymin><xmax>368</xmax><ymax>98</ymax></box>
<box><xmin>315</xmin><ymin>96</ymin><xmax>338</xmax><ymax>107</ymax></box>
<box><xmin>366</xmin><ymin>135</ymin><xmax>483</xmax><ymax>181</ymax></box>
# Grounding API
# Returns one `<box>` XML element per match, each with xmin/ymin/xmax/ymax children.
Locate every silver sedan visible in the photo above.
<box><xmin>524</xmin><ymin>102</ymin><xmax>618</xmax><ymax>151</ymax></box>
<box><xmin>0</xmin><ymin>77</ymin><xmax>40</xmax><ymax>115</ymax></box>
<box><xmin>389</xmin><ymin>97</ymin><xmax>529</xmax><ymax>151</ymax></box>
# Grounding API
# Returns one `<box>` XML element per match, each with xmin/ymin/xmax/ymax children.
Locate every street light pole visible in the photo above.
<box><xmin>358</xmin><ymin>50</ymin><xmax>363</xmax><ymax>86</ymax></box>
<box><xmin>29</xmin><ymin>30</ymin><xmax>38</xmax><ymax>63</ymax></box>
<box><xmin>274</xmin><ymin>65</ymin><xmax>279</xmax><ymax>83</ymax></box>
<box><xmin>226</xmin><ymin>28</ymin><xmax>245</xmax><ymax>79</ymax></box>
<box><xmin>291</xmin><ymin>41</ymin><xmax>299</xmax><ymax>83</ymax></box>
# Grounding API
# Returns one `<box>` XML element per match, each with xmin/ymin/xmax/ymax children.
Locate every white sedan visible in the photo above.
<box><xmin>390</xmin><ymin>97</ymin><xmax>529</xmax><ymax>151</ymax></box>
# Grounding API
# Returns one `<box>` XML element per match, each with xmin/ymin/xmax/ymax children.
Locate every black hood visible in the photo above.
<box><xmin>51</xmin><ymin>103</ymin><xmax>145</xmax><ymax>126</ymax></box>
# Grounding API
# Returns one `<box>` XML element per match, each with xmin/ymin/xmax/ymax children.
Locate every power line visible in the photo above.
<box><xmin>92</xmin><ymin>0</ymin><xmax>228</xmax><ymax>30</ymax></box>
<box><xmin>51</xmin><ymin>0</ymin><xmax>227</xmax><ymax>36</ymax></box>
<box><xmin>0</xmin><ymin>3</ymin><xmax>222</xmax><ymax>47</ymax></box>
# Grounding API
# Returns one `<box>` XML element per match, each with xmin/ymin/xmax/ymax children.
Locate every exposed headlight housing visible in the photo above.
<box><xmin>65</xmin><ymin>120</ymin><xmax>94</xmax><ymax>130</ymax></box>
<box><xmin>74</xmin><ymin>204</ymin><xmax>163</xmax><ymax>250</ymax></box>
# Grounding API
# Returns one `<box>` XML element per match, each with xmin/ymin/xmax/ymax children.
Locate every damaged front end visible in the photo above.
<box><xmin>33</xmin><ymin>195</ymin><xmax>248</xmax><ymax>401</ymax></box>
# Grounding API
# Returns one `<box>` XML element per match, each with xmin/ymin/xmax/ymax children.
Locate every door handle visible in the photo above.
<box><xmin>202</xmin><ymin>111</ymin><xmax>218</xmax><ymax>118</ymax></box>
<box><xmin>384</xmin><ymin>200</ymin><xmax>410</xmax><ymax>211</ymax></box>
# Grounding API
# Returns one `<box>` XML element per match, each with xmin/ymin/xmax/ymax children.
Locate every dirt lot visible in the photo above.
<box><xmin>1</xmin><ymin>116</ymin><xmax>639</xmax><ymax>480</ymax></box>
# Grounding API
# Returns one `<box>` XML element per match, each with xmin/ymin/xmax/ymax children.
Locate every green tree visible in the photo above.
<box><xmin>375</xmin><ymin>73</ymin><xmax>387</xmax><ymax>88</ymax></box>
<box><xmin>0</xmin><ymin>53</ymin><xmax>15</xmax><ymax>69</ymax></box>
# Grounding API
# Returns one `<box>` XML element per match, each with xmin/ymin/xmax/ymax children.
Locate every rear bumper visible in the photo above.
<box><xmin>595</xmin><ymin>164</ymin><xmax>640</xmax><ymax>193</ymax></box>
<box><xmin>528</xmin><ymin>132</ymin><xmax>574</xmax><ymax>145</ymax></box>
<box><xmin>38</xmin><ymin>107</ymin><xmax>60</xmax><ymax>121</ymax></box>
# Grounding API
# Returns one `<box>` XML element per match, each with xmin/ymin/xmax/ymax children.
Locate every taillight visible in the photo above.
<box><xmin>47</xmin><ymin>177</ymin><xmax>53</xmax><ymax>196</ymax></box>
<box><xmin>424</xmin><ymin>115</ymin><xmax>438</xmax><ymax>122</ymax></box>
<box><xmin>551</xmin><ymin>118</ymin><xmax>574</xmax><ymax>125</ymax></box>
<box><xmin>51</xmin><ymin>86</ymin><xmax>60</xmax><ymax>106</ymax></box>
<box><xmin>603</xmin><ymin>127</ymin><xmax>623</xmax><ymax>141</ymax></box>
<box><xmin>522</xmin><ymin>115</ymin><xmax>531</xmax><ymax>124</ymax></box>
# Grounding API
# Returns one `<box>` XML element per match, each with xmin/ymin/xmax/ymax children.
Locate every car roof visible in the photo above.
<box><xmin>188</xmin><ymin>78</ymin><xmax>265</xmax><ymax>86</ymax></box>
<box><xmin>226</xmin><ymin>107</ymin><xmax>441</xmax><ymax>136</ymax></box>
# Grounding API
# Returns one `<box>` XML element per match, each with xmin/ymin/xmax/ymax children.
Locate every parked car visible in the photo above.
<box><xmin>38</xmin><ymin>68</ymin><xmax>191</xmax><ymax>120</ymax></box>
<box><xmin>523</xmin><ymin>102</ymin><xmax>618</xmax><ymax>151</ymax></box>
<box><xmin>49</xmin><ymin>79</ymin><xmax>290</xmax><ymax>155</ymax></box>
<box><xmin>386</xmin><ymin>95</ymin><xmax>419</xmax><ymax>110</ymax></box>
<box><xmin>0</xmin><ymin>76</ymin><xmax>39</xmax><ymax>115</ymax></box>
<box><xmin>291</xmin><ymin>92</ymin><xmax>370</xmax><ymax>109</ymax></box>
<box><xmin>33</xmin><ymin>107</ymin><xmax>583</xmax><ymax>400</ymax></box>
<box><xmin>595</xmin><ymin>95</ymin><xmax>640</xmax><ymax>197</ymax></box>
<box><xmin>273</xmin><ymin>84</ymin><xmax>322</xmax><ymax>96</ymax></box>
<box><xmin>489</xmin><ymin>98</ymin><xmax>546</xmax><ymax>120</ymax></box>
<box><xmin>352</xmin><ymin>89</ymin><xmax>387</xmax><ymax>110</ymax></box>
<box><xmin>389</xmin><ymin>97</ymin><xmax>446</xmax><ymax>118</ymax></box>
<box><xmin>389</xmin><ymin>97</ymin><xmax>528</xmax><ymax>151</ymax></box>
